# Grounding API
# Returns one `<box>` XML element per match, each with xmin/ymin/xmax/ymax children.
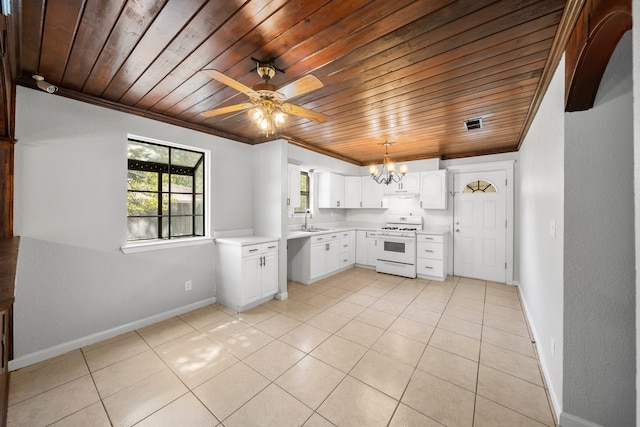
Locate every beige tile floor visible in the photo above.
<box><xmin>7</xmin><ymin>268</ymin><xmax>557</xmax><ymax>427</ymax></box>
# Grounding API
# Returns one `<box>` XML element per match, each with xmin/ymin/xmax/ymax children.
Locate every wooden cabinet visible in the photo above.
<box><xmin>420</xmin><ymin>170</ymin><xmax>447</xmax><ymax>209</ymax></box>
<box><xmin>416</xmin><ymin>233</ymin><xmax>447</xmax><ymax>281</ymax></box>
<box><xmin>318</xmin><ymin>173</ymin><xmax>345</xmax><ymax>208</ymax></box>
<box><xmin>361</xmin><ymin>177</ymin><xmax>385</xmax><ymax>208</ymax></box>
<box><xmin>0</xmin><ymin>237</ymin><xmax>17</xmax><ymax>426</ymax></box>
<box><xmin>383</xmin><ymin>172</ymin><xmax>420</xmax><ymax>194</ymax></box>
<box><xmin>287</xmin><ymin>164</ymin><xmax>301</xmax><ymax>211</ymax></box>
<box><xmin>344</xmin><ymin>176</ymin><xmax>362</xmax><ymax>208</ymax></box>
<box><xmin>355</xmin><ymin>230</ymin><xmax>377</xmax><ymax>267</ymax></box>
<box><xmin>216</xmin><ymin>239</ymin><xmax>279</xmax><ymax>311</ymax></box>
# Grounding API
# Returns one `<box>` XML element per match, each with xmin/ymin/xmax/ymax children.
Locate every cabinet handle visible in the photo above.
<box><xmin>424</xmin><ymin>237</ymin><xmax>434</xmax><ymax>240</ymax></box>
<box><xmin>249</xmin><ymin>248</ymin><xmax>259</xmax><ymax>252</ymax></box>
<box><xmin>259</xmin><ymin>256</ymin><xmax>263</xmax><ymax>266</ymax></box>
<box><xmin>337</xmin><ymin>201</ymin><xmax>340</xmax><ymax>207</ymax></box>
<box><xmin>326</xmin><ymin>243</ymin><xmax>330</xmax><ymax>251</ymax></box>
<box><xmin>263</xmin><ymin>256</ymin><xmax>266</xmax><ymax>266</ymax></box>
<box><xmin>287</xmin><ymin>197</ymin><xmax>290</xmax><ymax>206</ymax></box>
<box><xmin>317</xmin><ymin>237</ymin><xmax>323</xmax><ymax>241</ymax></box>
<box><xmin>425</xmin><ymin>249</ymin><xmax>434</xmax><ymax>253</ymax></box>
<box><xmin>424</xmin><ymin>266</ymin><xmax>434</xmax><ymax>269</ymax></box>
<box><xmin>268</xmin><ymin>245</ymin><xmax>276</xmax><ymax>249</ymax></box>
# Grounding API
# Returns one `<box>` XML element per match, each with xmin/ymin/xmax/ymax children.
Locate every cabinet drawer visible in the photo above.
<box><xmin>262</xmin><ymin>242</ymin><xmax>279</xmax><ymax>253</ymax></box>
<box><xmin>417</xmin><ymin>258</ymin><xmax>444</xmax><ymax>277</ymax></box>
<box><xmin>241</xmin><ymin>241</ymin><xmax>278</xmax><ymax>257</ymax></box>
<box><xmin>340</xmin><ymin>255</ymin><xmax>352</xmax><ymax>268</ymax></box>
<box><xmin>339</xmin><ymin>231</ymin><xmax>351</xmax><ymax>239</ymax></box>
<box><xmin>242</xmin><ymin>245</ymin><xmax>262</xmax><ymax>257</ymax></box>
<box><xmin>417</xmin><ymin>242</ymin><xmax>443</xmax><ymax>260</ymax></box>
<box><xmin>417</xmin><ymin>234</ymin><xmax>443</xmax><ymax>243</ymax></box>
<box><xmin>340</xmin><ymin>237</ymin><xmax>350</xmax><ymax>254</ymax></box>
<box><xmin>311</xmin><ymin>233</ymin><xmax>339</xmax><ymax>244</ymax></box>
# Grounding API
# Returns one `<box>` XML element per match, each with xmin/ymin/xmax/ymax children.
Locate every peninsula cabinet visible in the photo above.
<box><xmin>215</xmin><ymin>237</ymin><xmax>279</xmax><ymax>312</ymax></box>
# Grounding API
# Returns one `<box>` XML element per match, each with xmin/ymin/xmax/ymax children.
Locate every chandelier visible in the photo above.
<box><xmin>369</xmin><ymin>141</ymin><xmax>408</xmax><ymax>185</ymax></box>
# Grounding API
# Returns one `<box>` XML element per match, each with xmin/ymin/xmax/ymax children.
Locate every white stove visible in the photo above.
<box><xmin>376</xmin><ymin>215</ymin><xmax>422</xmax><ymax>278</ymax></box>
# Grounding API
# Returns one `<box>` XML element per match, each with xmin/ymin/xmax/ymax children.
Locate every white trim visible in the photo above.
<box><xmin>126</xmin><ymin>133</ymin><xmax>213</xmax><ymax>244</ymax></box>
<box><xmin>517</xmin><ymin>282</ymin><xmax>562</xmax><ymax>418</ymax></box>
<box><xmin>121</xmin><ymin>236</ymin><xmax>214</xmax><ymax>253</ymax></box>
<box><xmin>559</xmin><ymin>412</ymin><xmax>605</xmax><ymax>427</ymax></box>
<box><xmin>446</xmin><ymin>159</ymin><xmax>515</xmax><ymax>173</ymax></box>
<box><xmin>9</xmin><ymin>297</ymin><xmax>217</xmax><ymax>371</ymax></box>
<box><xmin>275</xmin><ymin>292</ymin><xmax>288</xmax><ymax>300</ymax></box>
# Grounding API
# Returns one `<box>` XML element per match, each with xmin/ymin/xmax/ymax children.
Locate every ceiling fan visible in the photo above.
<box><xmin>200</xmin><ymin>60</ymin><xmax>329</xmax><ymax>135</ymax></box>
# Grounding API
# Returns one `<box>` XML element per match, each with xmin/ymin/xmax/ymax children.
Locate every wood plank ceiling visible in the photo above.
<box><xmin>17</xmin><ymin>0</ymin><xmax>572</xmax><ymax>165</ymax></box>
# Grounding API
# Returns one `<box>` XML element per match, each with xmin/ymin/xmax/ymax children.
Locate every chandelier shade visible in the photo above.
<box><xmin>370</xmin><ymin>142</ymin><xmax>408</xmax><ymax>185</ymax></box>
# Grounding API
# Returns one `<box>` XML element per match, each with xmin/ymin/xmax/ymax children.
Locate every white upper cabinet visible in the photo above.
<box><xmin>287</xmin><ymin>164</ymin><xmax>301</xmax><ymax>211</ymax></box>
<box><xmin>318</xmin><ymin>172</ymin><xmax>345</xmax><ymax>208</ymax></box>
<box><xmin>344</xmin><ymin>176</ymin><xmax>362</xmax><ymax>208</ymax></box>
<box><xmin>361</xmin><ymin>176</ymin><xmax>384</xmax><ymax>208</ymax></box>
<box><xmin>420</xmin><ymin>170</ymin><xmax>447</xmax><ymax>209</ymax></box>
<box><xmin>383</xmin><ymin>172</ymin><xmax>420</xmax><ymax>194</ymax></box>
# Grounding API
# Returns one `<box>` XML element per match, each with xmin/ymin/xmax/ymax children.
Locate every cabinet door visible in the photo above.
<box><xmin>366</xmin><ymin>236</ymin><xmax>377</xmax><ymax>266</ymax></box>
<box><xmin>420</xmin><ymin>170</ymin><xmax>447</xmax><ymax>209</ymax></box>
<box><xmin>325</xmin><ymin>241</ymin><xmax>340</xmax><ymax>274</ymax></box>
<box><xmin>242</xmin><ymin>255</ymin><xmax>262</xmax><ymax>303</ymax></box>
<box><xmin>288</xmin><ymin>164</ymin><xmax>301</xmax><ymax>210</ymax></box>
<box><xmin>318</xmin><ymin>173</ymin><xmax>345</xmax><ymax>208</ymax></box>
<box><xmin>344</xmin><ymin>176</ymin><xmax>362</xmax><ymax>208</ymax></box>
<box><xmin>349</xmin><ymin>231</ymin><xmax>356</xmax><ymax>264</ymax></box>
<box><xmin>361</xmin><ymin>177</ymin><xmax>384</xmax><ymax>208</ymax></box>
<box><xmin>261</xmin><ymin>252</ymin><xmax>278</xmax><ymax>296</ymax></box>
<box><xmin>384</xmin><ymin>172</ymin><xmax>420</xmax><ymax>194</ymax></box>
<box><xmin>356</xmin><ymin>231</ymin><xmax>368</xmax><ymax>264</ymax></box>
<box><xmin>310</xmin><ymin>243</ymin><xmax>326</xmax><ymax>279</ymax></box>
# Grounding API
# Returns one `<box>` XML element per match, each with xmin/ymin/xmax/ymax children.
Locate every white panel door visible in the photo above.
<box><xmin>453</xmin><ymin>170</ymin><xmax>506</xmax><ymax>283</ymax></box>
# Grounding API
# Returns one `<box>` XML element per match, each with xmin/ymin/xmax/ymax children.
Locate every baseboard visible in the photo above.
<box><xmin>516</xmin><ymin>285</ymin><xmax>562</xmax><ymax>420</ymax></box>
<box><xmin>9</xmin><ymin>297</ymin><xmax>217</xmax><ymax>371</ymax></box>
<box><xmin>276</xmin><ymin>292</ymin><xmax>288</xmax><ymax>300</ymax></box>
<box><xmin>559</xmin><ymin>412</ymin><xmax>605</xmax><ymax>427</ymax></box>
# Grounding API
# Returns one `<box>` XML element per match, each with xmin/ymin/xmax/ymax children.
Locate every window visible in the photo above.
<box><xmin>127</xmin><ymin>138</ymin><xmax>205</xmax><ymax>241</ymax></box>
<box><xmin>294</xmin><ymin>171</ymin><xmax>310</xmax><ymax>214</ymax></box>
<box><xmin>463</xmin><ymin>179</ymin><xmax>497</xmax><ymax>193</ymax></box>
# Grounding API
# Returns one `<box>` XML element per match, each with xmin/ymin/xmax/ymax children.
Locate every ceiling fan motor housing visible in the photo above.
<box><xmin>256</xmin><ymin>63</ymin><xmax>276</xmax><ymax>80</ymax></box>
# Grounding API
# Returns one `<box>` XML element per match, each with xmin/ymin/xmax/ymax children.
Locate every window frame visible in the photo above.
<box><xmin>293</xmin><ymin>171</ymin><xmax>310</xmax><ymax>214</ymax></box>
<box><xmin>121</xmin><ymin>134</ymin><xmax>212</xmax><ymax>253</ymax></box>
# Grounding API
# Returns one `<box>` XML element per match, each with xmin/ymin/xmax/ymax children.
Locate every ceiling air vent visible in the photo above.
<box><xmin>464</xmin><ymin>117</ymin><xmax>483</xmax><ymax>130</ymax></box>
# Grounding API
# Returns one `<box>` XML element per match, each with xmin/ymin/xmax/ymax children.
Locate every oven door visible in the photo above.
<box><xmin>376</xmin><ymin>235</ymin><xmax>416</xmax><ymax>265</ymax></box>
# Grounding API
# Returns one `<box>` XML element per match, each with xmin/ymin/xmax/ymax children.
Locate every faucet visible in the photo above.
<box><xmin>304</xmin><ymin>209</ymin><xmax>311</xmax><ymax>229</ymax></box>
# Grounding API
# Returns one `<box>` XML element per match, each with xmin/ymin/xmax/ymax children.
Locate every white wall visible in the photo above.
<box><xmin>12</xmin><ymin>86</ymin><xmax>255</xmax><ymax>367</ymax></box>
<box><xmin>518</xmin><ymin>55</ymin><xmax>565</xmax><ymax>414</ymax></box>
<box><xmin>562</xmin><ymin>31</ymin><xmax>635</xmax><ymax>426</ymax></box>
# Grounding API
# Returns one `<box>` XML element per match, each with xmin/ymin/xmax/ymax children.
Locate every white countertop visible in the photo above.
<box><xmin>215</xmin><ymin>235</ymin><xmax>279</xmax><ymax>246</ymax></box>
<box><xmin>417</xmin><ymin>225</ymin><xmax>450</xmax><ymax>235</ymax></box>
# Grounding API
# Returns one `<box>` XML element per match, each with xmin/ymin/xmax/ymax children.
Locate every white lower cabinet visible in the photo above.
<box><xmin>288</xmin><ymin>230</ymin><xmax>356</xmax><ymax>285</ymax></box>
<box><xmin>216</xmin><ymin>239</ymin><xmax>279</xmax><ymax>311</ymax></box>
<box><xmin>355</xmin><ymin>230</ymin><xmax>377</xmax><ymax>267</ymax></box>
<box><xmin>416</xmin><ymin>233</ymin><xmax>447</xmax><ymax>281</ymax></box>
<box><xmin>339</xmin><ymin>230</ymin><xmax>356</xmax><ymax>269</ymax></box>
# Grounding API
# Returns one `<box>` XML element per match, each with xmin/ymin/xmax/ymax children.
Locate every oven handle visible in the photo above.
<box><xmin>376</xmin><ymin>235</ymin><xmax>415</xmax><ymax>243</ymax></box>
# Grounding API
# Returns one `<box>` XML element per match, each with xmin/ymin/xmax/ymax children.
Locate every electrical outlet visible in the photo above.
<box><xmin>184</xmin><ymin>280</ymin><xmax>192</xmax><ymax>292</ymax></box>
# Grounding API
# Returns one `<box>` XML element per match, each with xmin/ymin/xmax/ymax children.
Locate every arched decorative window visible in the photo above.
<box><xmin>463</xmin><ymin>179</ymin><xmax>497</xmax><ymax>193</ymax></box>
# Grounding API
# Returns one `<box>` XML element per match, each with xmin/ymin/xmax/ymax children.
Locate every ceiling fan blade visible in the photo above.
<box><xmin>202</xmin><ymin>69</ymin><xmax>253</xmax><ymax>94</ymax></box>
<box><xmin>278</xmin><ymin>74</ymin><xmax>324</xmax><ymax>100</ymax></box>
<box><xmin>281</xmin><ymin>103</ymin><xmax>329</xmax><ymax>123</ymax></box>
<box><xmin>201</xmin><ymin>102</ymin><xmax>253</xmax><ymax>118</ymax></box>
